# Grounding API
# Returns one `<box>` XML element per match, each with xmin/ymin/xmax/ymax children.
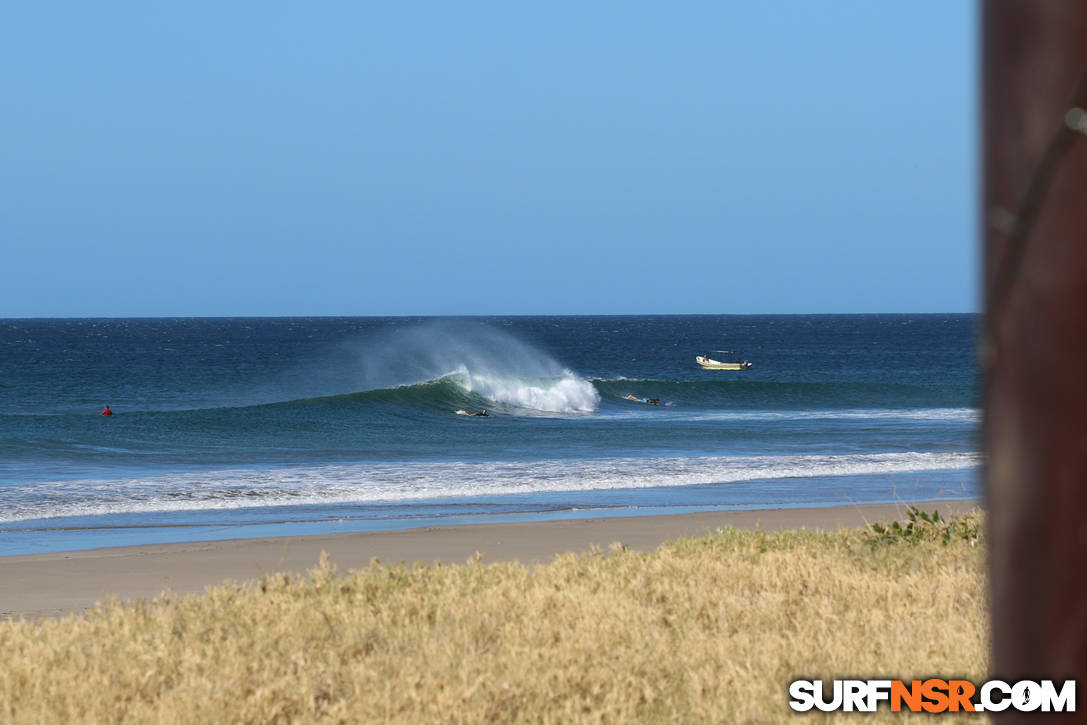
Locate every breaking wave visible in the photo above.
<box><xmin>1</xmin><ymin>451</ymin><xmax>980</xmax><ymax>524</ymax></box>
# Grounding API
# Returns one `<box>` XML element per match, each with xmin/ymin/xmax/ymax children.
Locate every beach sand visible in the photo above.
<box><xmin>0</xmin><ymin>500</ymin><xmax>978</xmax><ymax>620</ymax></box>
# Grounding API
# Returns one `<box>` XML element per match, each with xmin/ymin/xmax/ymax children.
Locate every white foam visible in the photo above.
<box><xmin>343</xmin><ymin>321</ymin><xmax>600</xmax><ymax>414</ymax></box>
<box><xmin>1</xmin><ymin>451</ymin><xmax>980</xmax><ymax>524</ymax></box>
<box><xmin>450</xmin><ymin>367</ymin><xmax>599</xmax><ymax>414</ymax></box>
<box><xmin>686</xmin><ymin>408</ymin><xmax>979</xmax><ymax>423</ymax></box>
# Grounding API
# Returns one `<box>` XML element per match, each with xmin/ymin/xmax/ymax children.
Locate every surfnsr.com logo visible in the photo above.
<box><xmin>788</xmin><ymin>679</ymin><xmax>1075</xmax><ymax>713</ymax></box>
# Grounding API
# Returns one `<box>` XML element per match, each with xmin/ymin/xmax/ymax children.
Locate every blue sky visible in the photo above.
<box><xmin>3</xmin><ymin>1</ymin><xmax>976</xmax><ymax>317</ymax></box>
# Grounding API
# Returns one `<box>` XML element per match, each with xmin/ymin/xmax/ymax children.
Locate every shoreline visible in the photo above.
<box><xmin>0</xmin><ymin>500</ymin><xmax>978</xmax><ymax>620</ymax></box>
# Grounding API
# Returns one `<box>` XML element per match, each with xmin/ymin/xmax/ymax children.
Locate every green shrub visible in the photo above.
<box><xmin>865</xmin><ymin>506</ymin><xmax>983</xmax><ymax>547</ymax></box>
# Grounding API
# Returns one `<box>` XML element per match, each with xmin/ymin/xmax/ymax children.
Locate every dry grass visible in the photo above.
<box><xmin>0</xmin><ymin>514</ymin><xmax>988</xmax><ymax>723</ymax></box>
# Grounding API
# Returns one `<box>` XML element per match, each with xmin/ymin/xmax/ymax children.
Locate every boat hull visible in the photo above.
<box><xmin>696</xmin><ymin>356</ymin><xmax>751</xmax><ymax>370</ymax></box>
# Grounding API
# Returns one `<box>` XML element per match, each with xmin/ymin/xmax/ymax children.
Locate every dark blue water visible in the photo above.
<box><xmin>0</xmin><ymin>315</ymin><xmax>980</xmax><ymax>554</ymax></box>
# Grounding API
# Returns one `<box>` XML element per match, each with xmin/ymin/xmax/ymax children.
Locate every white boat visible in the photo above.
<box><xmin>696</xmin><ymin>351</ymin><xmax>752</xmax><ymax>370</ymax></box>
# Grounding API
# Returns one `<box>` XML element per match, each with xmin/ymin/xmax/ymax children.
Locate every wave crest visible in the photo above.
<box><xmin>450</xmin><ymin>367</ymin><xmax>599</xmax><ymax>414</ymax></box>
<box><xmin>340</xmin><ymin>321</ymin><xmax>599</xmax><ymax>414</ymax></box>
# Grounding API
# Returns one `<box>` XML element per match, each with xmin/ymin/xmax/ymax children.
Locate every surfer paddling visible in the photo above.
<box><xmin>622</xmin><ymin>395</ymin><xmax>661</xmax><ymax>406</ymax></box>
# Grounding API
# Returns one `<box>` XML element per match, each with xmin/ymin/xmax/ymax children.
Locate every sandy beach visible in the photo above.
<box><xmin>0</xmin><ymin>500</ymin><xmax>978</xmax><ymax>620</ymax></box>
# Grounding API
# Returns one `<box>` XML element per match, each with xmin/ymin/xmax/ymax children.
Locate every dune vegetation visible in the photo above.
<box><xmin>0</xmin><ymin>511</ymin><xmax>988</xmax><ymax>723</ymax></box>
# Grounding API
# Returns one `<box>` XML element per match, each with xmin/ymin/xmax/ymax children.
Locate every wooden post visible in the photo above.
<box><xmin>984</xmin><ymin>0</ymin><xmax>1087</xmax><ymax>696</ymax></box>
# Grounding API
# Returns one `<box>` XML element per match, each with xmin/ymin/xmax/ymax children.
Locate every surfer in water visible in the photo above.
<box><xmin>469</xmin><ymin>409</ymin><xmax>489</xmax><ymax>417</ymax></box>
<box><xmin>99</xmin><ymin>405</ymin><xmax>113</xmax><ymax>416</ymax></box>
<box><xmin>622</xmin><ymin>395</ymin><xmax>659</xmax><ymax>405</ymax></box>
<box><xmin>622</xmin><ymin>395</ymin><xmax>665</xmax><ymax>406</ymax></box>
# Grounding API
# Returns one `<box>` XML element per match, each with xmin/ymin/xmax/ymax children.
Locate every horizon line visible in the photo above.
<box><xmin>1</xmin><ymin>311</ymin><xmax>981</xmax><ymax>321</ymax></box>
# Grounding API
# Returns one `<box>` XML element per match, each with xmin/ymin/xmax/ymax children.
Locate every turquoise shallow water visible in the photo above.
<box><xmin>0</xmin><ymin>314</ymin><xmax>980</xmax><ymax>554</ymax></box>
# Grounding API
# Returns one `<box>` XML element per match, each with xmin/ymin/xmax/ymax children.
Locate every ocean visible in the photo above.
<box><xmin>0</xmin><ymin>315</ymin><xmax>979</xmax><ymax>555</ymax></box>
